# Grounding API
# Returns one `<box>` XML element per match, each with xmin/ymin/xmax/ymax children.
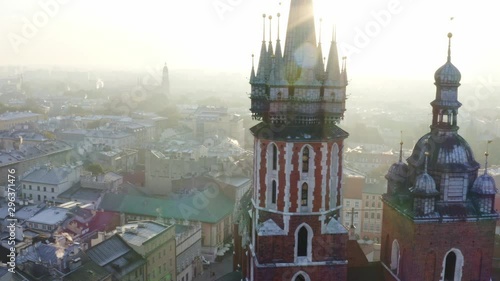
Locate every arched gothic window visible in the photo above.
<box><xmin>391</xmin><ymin>240</ymin><xmax>400</xmax><ymax>274</ymax></box>
<box><xmin>272</xmin><ymin>144</ymin><xmax>278</xmax><ymax>170</ymax></box>
<box><xmin>301</xmin><ymin>183</ymin><xmax>308</xmax><ymax>207</ymax></box>
<box><xmin>302</xmin><ymin>147</ymin><xmax>309</xmax><ymax>173</ymax></box>
<box><xmin>297</xmin><ymin>227</ymin><xmax>308</xmax><ymax>257</ymax></box>
<box><xmin>295</xmin><ymin>274</ymin><xmax>306</xmax><ymax>281</ymax></box>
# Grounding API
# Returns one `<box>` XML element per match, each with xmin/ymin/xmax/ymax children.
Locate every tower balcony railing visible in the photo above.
<box><xmin>249</xmin><ymin>94</ymin><xmax>346</xmax><ymax>104</ymax></box>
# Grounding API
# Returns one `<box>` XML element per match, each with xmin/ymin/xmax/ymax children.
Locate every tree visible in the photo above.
<box><xmin>85</xmin><ymin>163</ymin><xmax>104</xmax><ymax>175</ymax></box>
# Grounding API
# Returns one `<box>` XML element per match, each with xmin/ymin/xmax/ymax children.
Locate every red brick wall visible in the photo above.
<box><xmin>253</xmin><ymin>264</ymin><xmax>347</xmax><ymax>281</ymax></box>
<box><xmin>255</xmin><ymin>214</ymin><xmax>347</xmax><ymax>263</ymax></box>
<box><xmin>256</xmin><ymin>139</ymin><xmax>344</xmax><ymax>212</ymax></box>
<box><xmin>381</xmin><ymin>204</ymin><xmax>496</xmax><ymax>281</ymax></box>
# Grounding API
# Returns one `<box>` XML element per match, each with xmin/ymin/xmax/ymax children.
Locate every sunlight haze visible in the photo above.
<box><xmin>0</xmin><ymin>0</ymin><xmax>498</xmax><ymax>83</ymax></box>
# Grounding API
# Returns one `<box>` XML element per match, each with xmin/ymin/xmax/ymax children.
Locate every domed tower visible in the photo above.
<box><xmin>381</xmin><ymin>34</ymin><xmax>499</xmax><ymax>281</ymax></box>
<box><xmin>472</xmin><ymin>145</ymin><xmax>497</xmax><ymax>213</ymax></box>
<box><xmin>245</xmin><ymin>1</ymin><xmax>350</xmax><ymax>280</ymax></box>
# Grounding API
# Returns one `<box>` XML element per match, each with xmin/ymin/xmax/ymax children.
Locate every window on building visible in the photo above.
<box><xmin>23</xmin><ymin>184</ymin><xmax>26</xmax><ymax>189</ymax></box>
<box><xmin>355</xmin><ymin>202</ymin><xmax>359</xmax><ymax>208</ymax></box>
<box><xmin>272</xmin><ymin>181</ymin><xmax>277</xmax><ymax>204</ymax></box>
<box><xmin>272</xmin><ymin>144</ymin><xmax>278</xmax><ymax>170</ymax></box>
<box><xmin>302</xmin><ymin>147</ymin><xmax>309</xmax><ymax>173</ymax></box>
<box><xmin>365</xmin><ymin>201</ymin><xmax>369</xmax><ymax>207</ymax></box>
<box><xmin>391</xmin><ymin>240</ymin><xmax>400</xmax><ymax>274</ymax></box>
<box><xmin>294</xmin><ymin>274</ymin><xmax>306</xmax><ymax>281</ymax></box>
<box><xmin>378</xmin><ymin>202</ymin><xmax>381</xmax><ymax>208</ymax></box>
<box><xmin>37</xmin><ymin>186</ymin><xmax>40</xmax><ymax>191</ymax></box>
<box><xmin>297</xmin><ymin>226</ymin><xmax>308</xmax><ymax>257</ymax></box>
<box><xmin>301</xmin><ymin>183</ymin><xmax>308</xmax><ymax>207</ymax></box>
<box><xmin>43</xmin><ymin>187</ymin><xmax>46</xmax><ymax>192</ymax></box>
<box><xmin>51</xmin><ymin>188</ymin><xmax>54</xmax><ymax>192</ymax></box>
<box><xmin>371</xmin><ymin>213</ymin><xmax>374</xmax><ymax>219</ymax></box>
<box><xmin>346</xmin><ymin>201</ymin><xmax>350</xmax><ymax>207</ymax></box>
<box><xmin>365</xmin><ymin>212</ymin><xmax>368</xmax><ymax>218</ymax></box>
<box><xmin>37</xmin><ymin>195</ymin><xmax>41</xmax><ymax>201</ymax></box>
<box><xmin>377</xmin><ymin>213</ymin><xmax>381</xmax><ymax>220</ymax></box>
<box><xmin>444</xmin><ymin>252</ymin><xmax>456</xmax><ymax>280</ymax></box>
<box><xmin>29</xmin><ymin>185</ymin><xmax>32</xmax><ymax>190</ymax></box>
<box><xmin>372</xmin><ymin>202</ymin><xmax>375</xmax><ymax>207</ymax></box>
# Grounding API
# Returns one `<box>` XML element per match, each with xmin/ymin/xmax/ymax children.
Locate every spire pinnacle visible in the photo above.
<box><xmin>277</xmin><ymin>13</ymin><xmax>281</xmax><ymax>40</ymax></box>
<box><xmin>319</xmin><ymin>18</ymin><xmax>323</xmax><ymax>44</ymax></box>
<box><xmin>447</xmin><ymin>32</ymin><xmax>453</xmax><ymax>62</ymax></box>
<box><xmin>485</xmin><ymin>140</ymin><xmax>492</xmax><ymax>174</ymax></box>
<box><xmin>399</xmin><ymin>131</ymin><xmax>404</xmax><ymax>163</ymax></box>
<box><xmin>269</xmin><ymin>15</ymin><xmax>273</xmax><ymax>42</ymax></box>
<box><xmin>332</xmin><ymin>25</ymin><xmax>337</xmax><ymax>43</ymax></box>
<box><xmin>262</xmin><ymin>14</ymin><xmax>266</xmax><ymax>42</ymax></box>
<box><xmin>424</xmin><ymin>151</ymin><xmax>430</xmax><ymax>174</ymax></box>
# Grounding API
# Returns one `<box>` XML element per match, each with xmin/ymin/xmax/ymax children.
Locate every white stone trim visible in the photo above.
<box><xmin>255</xmin><ymin>139</ymin><xmax>261</xmax><ymax>207</ymax></box>
<box><xmin>320</xmin><ymin>143</ymin><xmax>328</xmax><ymax>211</ymax></box>
<box><xmin>299</xmin><ymin>144</ymin><xmax>315</xmax><ymax>177</ymax></box>
<box><xmin>291</xmin><ymin>271</ymin><xmax>311</xmax><ymax>281</ymax></box>
<box><xmin>294</xmin><ymin>223</ymin><xmax>313</xmax><ymax>263</ymax></box>
<box><xmin>330</xmin><ymin>143</ymin><xmax>340</xmax><ymax>209</ymax></box>
<box><xmin>440</xmin><ymin>248</ymin><xmax>464</xmax><ymax>281</ymax></box>
<box><xmin>251</xmin><ymin>199</ymin><xmax>342</xmax><ymax>216</ymax></box>
<box><xmin>298</xmin><ymin>181</ymin><xmax>313</xmax><ymax>213</ymax></box>
<box><xmin>284</xmin><ymin>143</ymin><xmax>293</xmax><ymax>213</ymax></box>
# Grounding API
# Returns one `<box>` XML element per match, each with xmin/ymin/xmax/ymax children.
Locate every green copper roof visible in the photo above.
<box><xmin>99</xmin><ymin>192</ymin><xmax>235</xmax><ymax>224</ymax></box>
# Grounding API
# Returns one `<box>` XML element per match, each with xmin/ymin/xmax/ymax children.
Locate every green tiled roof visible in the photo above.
<box><xmin>99</xmin><ymin>192</ymin><xmax>234</xmax><ymax>224</ymax></box>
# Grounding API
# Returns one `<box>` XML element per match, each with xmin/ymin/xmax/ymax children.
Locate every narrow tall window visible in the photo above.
<box><xmin>301</xmin><ymin>183</ymin><xmax>308</xmax><ymax>207</ymax></box>
<box><xmin>272</xmin><ymin>144</ymin><xmax>278</xmax><ymax>170</ymax></box>
<box><xmin>391</xmin><ymin>240</ymin><xmax>400</xmax><ymax>273</ymax></box>
<box><xmin>444</xmin><ymin>252</ymin><xmax>456</xmax><ymax>280</ymax></box>
<box><xmin>302</xmin><ymin>147</ymin><xmax>310</xmax><ymax>173</ymax></box>
<box><xmin>297</xmin><ymin>227</ymin><xmax>308</xmax><ymax>257</ymax></box>
<box><xmin>271</xmin><ymin>181</ymin><xmax>277</xmax><ymax>204</ymax></box>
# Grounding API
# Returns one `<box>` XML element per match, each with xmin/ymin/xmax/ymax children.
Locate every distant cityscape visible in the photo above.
<box><xmin>0</xmin><ymin>0</ymin><xmax>500</xmax><ymax>281</ymax></box>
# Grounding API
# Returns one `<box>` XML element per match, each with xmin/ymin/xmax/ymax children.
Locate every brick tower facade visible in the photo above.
<box><xmin>236</xmin><ymin>1</ymin><xmax>350</xmax><ymax>280</ymax></box>
<box><xmin>381</xmin><ymin>33</ymin><xmax>498</xmax><ymax>281</ymax></box>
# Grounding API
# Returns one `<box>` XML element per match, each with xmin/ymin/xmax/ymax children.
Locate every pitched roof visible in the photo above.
<box><xmin>99</xmin><ymin>191</ymin><xmax>234</xmax><ymax>223</ymax></box>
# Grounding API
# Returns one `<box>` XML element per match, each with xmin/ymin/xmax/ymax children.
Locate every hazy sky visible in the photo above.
<box><xmin>0</xmin><ymin>0</ymin><xmax>499</xmax><ymax>82</ymax></box>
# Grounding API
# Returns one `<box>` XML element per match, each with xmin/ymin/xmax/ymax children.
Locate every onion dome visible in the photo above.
<box><xmin>472</xmin><ymin>151</ymin><xmax>497</xmax><ymax>195</ymax></box>
<box><xmin>411</xmin><ymin>152</ymin><xmax>439</xmax><ymax>195</ymax></box>
<box><xmin>386</xmin><ymin>161</ymin><xmax>408</xmax><ymax>183</ymax></box>
<box><xmin>434</xmin><ymin>33</ymin><xmax>461</xmax><ymax>85</ymax></box>
<box><xmin>472</xmin><ymin>174</ymin><xmax>497</xmax><ymax>195</ymax></box>
<box><xmin>412</xmin><ymin>173</ymin><xmax>439</xmax><ymax>195</ymax></box>
<box><xmin>408</xmin><ymin>133</ymin><xmax>479</xmax><ymax>173</ymax></box>
<box><xmin>386</xmin><ymin>140</ymin><xmax>408</xmax><ymax>183</ymax></box>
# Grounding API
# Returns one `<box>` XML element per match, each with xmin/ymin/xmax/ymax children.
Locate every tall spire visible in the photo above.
<box><xmin>283</xmin><ymin>0</ymin><xmax>318</xmax><ymax>83</ymax></box>
<box><xmin>267</xmin><ymin>15</ymin><xmax>274</xmax><ymax>58</ymax></box>
<box><xmin>250</xmin><ymin>54</ymin><xmax>256</xmax><ymax>82</ymax></box>
<box><xmin>325</xmin><ymin>25</ymin><xmax>341</xmax><ymax>86</ymax></box>
<box><xmin>399</xmin><ymin>131</ymin><xmax>404</xmax><ymax>163</ymax></box>
<box><xmin>256</xmin><ymin>14</ymin><xmax>268</xmax><ymax>83</ymax></box>
<box><xmin>447</xmin><ymin>32</ymin><xmax>453</xmax><ymax>62</ymax></box>
<box><xmin>484</xmin><ymin>140</ymin><xmax>492</xmax><ymax>174</ymax></box>
<box><xmin>315</xmin><ymin>18</ymin><xmax>325</xmax><ymax>82</ymax></box>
